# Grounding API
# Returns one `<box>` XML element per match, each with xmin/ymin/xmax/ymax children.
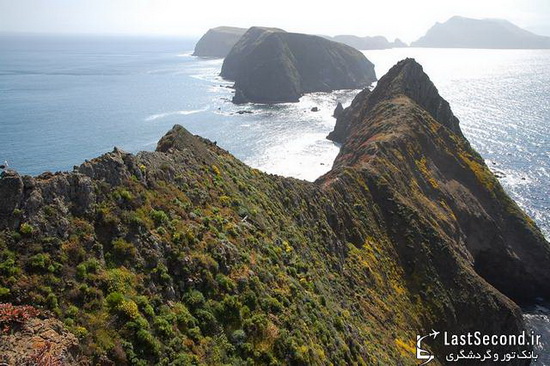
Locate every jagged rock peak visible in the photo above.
<box><xmin>370</xmin><ymin>58</ymin><xmax>462</xmax><ymax>135</ymax></box>
<box><xmin>333</xmin><ymin>102</ymin><xmax>344</xmax><ymax>118</ymax></box>
<box><xmin>327</xmin><ymin>58</ymin><xmax>462</xmax><ymax>144</ymax></box>
<box><xmin>157</xmin><ymin>123</ymin><xmax>219</xmax><ymax>151</ymax></box>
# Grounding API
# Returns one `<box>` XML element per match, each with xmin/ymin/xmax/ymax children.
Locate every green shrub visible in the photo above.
<box><xmin>184</xmin><ymin>290</ymin><xmax>205</xmax><ymax>309</ymax></box>
<box><xmin>10</xmin><ymin>232</ymin><xmax>21</xmax><ymax>242</ymax></box>
<box><xmin>106</xmin><ymin>292</ymin><xmax>125</xmax><ymax>310</ymax></box>
<box><xmin>231</xmin><ymin>329</ymin><xmax>246</xmax><ymax>345</ymax></box>
<box><xmin>28</xmin><ymin>253</ymin><xmax>50</xmax><ymax>271</ymax></box>
<box><xmin>135</xmin><ymin>296</ymin><xmax>155</xmax><ymax>318</ymax></box>
<box><xmin>20</xmin><ymin>223</ymin><xmax>34</xmax><ymax>235</ymax></box>
<box><xmin>85</xmin><ymin>259</ymin><xmax>100</xmax><ymax>273</ymax></box>
<box><xmin>154</xmin><ymin>316</ymin><xmax>174</xmax><ymax>338</ymax></box>
<box><xmin>46</xmin><ymin>293</ymin><xmax>59</xmax><ymax>310</ymax></box>
<box><xmin>112</xmin><ymin>238</ymin><xmax>137</xmax><ymax>260</ymax></box>
<box><xmin>194</xmin><ymin>309</ymin><xmax>218</xmax><ymax>335</ymax></box>
<box><xmin>76</xmin><ymin>263</ymin><xmax>87</xmax><ymax>280</ymax></box>
<box><xmin>262</xmin><ymin>296</ymin><xmax>283</xmax><ymax>314</ymax></box>
<box><xmin>136</xmin><ymin>329</ymin><xmax>161</xmax><ymax>357</ymax></box>
<box><xmin>150</xmin><ymin>209</ymin><xmax>169</xmax><ymax>227</ymax></box>
<box><xmin>243</xmin><ymin>313</ymin><xmax>268</xmax><ymax>339</ymax></box>
<box><xmin>65</xmin><ymin>305</ymin><xmax>79</xmax><ymax>318</ymax></box>
<box><xmin>0</xmin><ymin>287</ymin><xmax>10</xmax><ymax>297</ymax></box>
<box><xmin>216</xmin><ymin>273</ymin><xmax>236</xmax><ymax>293</ymax></box>
<box><xmin>119</xmin><ymin>189</ymin><xmax>134</xmax><ymax>201</ymax></box>
<box><xmin>187</xmin><ymin>326</ymin><xmax>202</xmax><ymax>341</ymax></box>
<box><xmin>219</xmin><ymin>295</ymin><xmax>241</xmax><ymax>323</ymax></box>
<box><xmin>173</xmin><ymin>303</ymin><xmax>197</xmax><ymax>330</ymax></box>
<box><xmin>219</xmin><ymin>195</ymin><xmax>231</xmax><ymax>207</ymax></box>
<box><xmin>0</xmin><ymin>251</ymin><xmax>19</xmax><ymax>276</ymax></box>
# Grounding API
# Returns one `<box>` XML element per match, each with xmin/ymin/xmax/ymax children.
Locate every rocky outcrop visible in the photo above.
<box><xmin>332</xmin><ymin>102</ymin><xmax>344</xmax><ymax>118</ymax></box>
<box><xmin>0</xmin><ymin>59</ymin><xmax>548</xmax><ymax>364</ymax></box>
<box><xmin>0</xmin><ymin>305</ymin><xmax>83</xmax><ymax>365</ymax></box>
<box><xmin>327</xmin><ymin>88</ymin><xmax>371</xmax><ymax>143</ymax></box>
<box><xmin>0</xmin><ymin>170</ymin><xmax>23</xmax><ymax>229</ymax></box>
<box><xmin>192</xmin><ymin>26</ymin><xmax>247</xmax><ymax>58</ymax></box>
<box><xmin>412</xmin><ymin>16</ymin><xmax>550</xmax><ymax>49</ymax></box>
<box><xmin>221</xmin><ymin>27</ymin><xmax>376</xmax><ymax>103</ymax></box>
<box><xmin>328</xmin><ymin>58</ymin><xmax>461</xmax><ymax>143</ymax></box>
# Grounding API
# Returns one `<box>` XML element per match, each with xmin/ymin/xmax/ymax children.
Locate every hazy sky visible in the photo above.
<box><xmin>1</xmin><ymin>0</ymin><xmax>549</xmax><ymax>42</ymax></box>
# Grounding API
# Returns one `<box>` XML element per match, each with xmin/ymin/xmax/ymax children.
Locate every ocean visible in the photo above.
<box><xmin>0</xmin><ymin>34</ymin><xmax>549</xmax><ymax>362</ymax></box>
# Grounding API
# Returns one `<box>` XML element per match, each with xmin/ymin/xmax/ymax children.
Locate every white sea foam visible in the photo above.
<box><xmin>245</xmin><ymin>132</ymin><xmax>340</xmax><ymax>182</ymax></box>
<box><xmin>145</xmin><ymin>107</ymin><xmax>209</xmax><ymax>121</ymax></box>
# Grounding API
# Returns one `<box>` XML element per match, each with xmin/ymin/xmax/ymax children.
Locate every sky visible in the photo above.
<box><xmin>1</xmin><ymin>0</ymin><xmax>549</xmax><ymax>43</ymax></box>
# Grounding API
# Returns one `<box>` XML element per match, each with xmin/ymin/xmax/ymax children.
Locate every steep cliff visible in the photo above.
<box><xmin>221</xmin><ymin>27</ymin><xmax>376</xmax><ymax>104</ymax></box>
<box><xmin>0</xmin><ymin>59</ymin><xmax>548</xmax><ymax>365</ymax></box>
<box><xmin>192</xmin><ymin>26</ymin><xmax>247</xmax><ymax>58</ymax></box>
<box><xmin>412</xmin><ymin>16</ymin><xmax>550</xmax><ymax>49</ymax></box>
<box><xmin>327</xmin><ymin>59</ymin><xmax>550</xmax><ymax>304</ymax></box>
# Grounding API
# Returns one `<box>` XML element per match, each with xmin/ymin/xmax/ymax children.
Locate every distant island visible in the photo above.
<box><xmin>220</xmin><ymin>27</ymin><xmax>376</xmax><ymax>104</ymax></box>
<box><xmin>192</xmin><ymin>26</ymin><xmax>247</xmax><ymax>58</ymax></box>
<box><xmin>327</xmin><ymin>35</ymin><xmax>407</xmax><ymax>50</ymax></box>
<box><xmin>412</xmin><ymin>16</ymin><xmax>550</xmax><ymax>49</ymax></box>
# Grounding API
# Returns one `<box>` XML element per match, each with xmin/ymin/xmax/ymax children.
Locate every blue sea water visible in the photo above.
<box><xmin>1</xmin><ymin>34</ymin><xmax>549</xmax><ymax>362</ymax></box>
<box><xmin>0</xmin><ymin>34</ymin><xmax>345</xmax><ymax>181</ymax></box>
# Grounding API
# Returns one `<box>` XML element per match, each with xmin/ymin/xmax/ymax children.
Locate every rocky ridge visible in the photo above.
<box><xmin>0</xmin><ymin>59</ymin><xmax>548</xmax><ymax>364</ymax></box>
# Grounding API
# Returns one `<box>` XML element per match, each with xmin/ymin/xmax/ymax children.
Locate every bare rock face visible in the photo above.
<box><xmin>192</xmin><ymin>26</ymin><xmax>247</xmax><ymax>58</ymax></box>
<box><xmin>221</xmin><ymin>27</ymin><xmax>376</xmax><ymax>104</ymax></box>
<box><xmin>77</xmin><ymin>147</ymin><xmax>143</xmax><ymax>186</ymax></box>
<box><xmin>0</xmin><ymin>305</ymin><xmax>84</xmax><ymax>365</ymax></box>
<box><xmin>0</xmin><ymin>170</ymin><xmax>23</xmax><ymax>229</ymax></box>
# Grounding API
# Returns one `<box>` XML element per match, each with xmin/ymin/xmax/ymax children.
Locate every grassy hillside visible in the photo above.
<box><xmin>1</xmin><ymin>59</ymin><xmax>548</xmax><ymax>365</ymax></box>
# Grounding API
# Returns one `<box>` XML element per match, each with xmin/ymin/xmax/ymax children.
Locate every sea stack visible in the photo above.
<box><xmin>193</xmin><ymin>26</ymin><xmax>247</xmax><ymax>58</ymax></box>
<box><xmin>220</xmin><ymin>27</ymin><xmax>376</xmax><ymax>104</ymax></box>
<box><xmin>333</xmin><ymin>102</ymin><xmax>344</xmax><ymax>118</ymax></box>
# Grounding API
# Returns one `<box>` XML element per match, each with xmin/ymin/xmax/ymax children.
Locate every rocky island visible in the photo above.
<box><xmin>1</xmin><ymin>59</ymin><xmax>548</xmax><ymax>365</ymax></box>
<box><xmin>192</xmin><ymin>26</ymin><xmax>247</xmax><ymax>58</ymax></box>
<box><xmin>329</xmin><ymin>35</ymin><xmax>408</xmax><ymax>50</ymax></box>
<box><xmin>220</xmin><ymin>27</ymin><xmax>377</xmax><ymax>104</ymax></box>
<box><xmin>412</xmin><ymin>16</ymin><xmax>550</xmax><ymax>49</ymax></box>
